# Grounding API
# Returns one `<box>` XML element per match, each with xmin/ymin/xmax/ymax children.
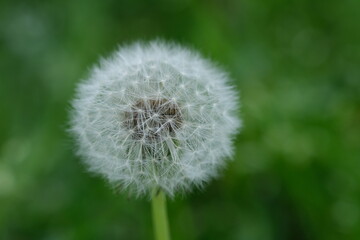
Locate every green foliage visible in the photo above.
<box><xmin>1</xmin><ymin>0</ymin><xmax>359</xmax><ymax>239</ymax></box>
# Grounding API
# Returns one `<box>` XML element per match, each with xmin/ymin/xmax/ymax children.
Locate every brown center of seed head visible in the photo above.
<box><xmin>124</xmin><ymin>98</ymin><xmax>182</xmax><ymax>142</ymax></box>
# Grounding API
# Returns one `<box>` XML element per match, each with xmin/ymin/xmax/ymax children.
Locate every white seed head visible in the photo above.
<box><xmin>70</xmin><ymin>41</ymin><xmax>242</xmax><ymax>197</ymax></box>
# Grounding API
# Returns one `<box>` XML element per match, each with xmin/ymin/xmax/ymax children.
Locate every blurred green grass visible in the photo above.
<box><xmin>1</xmin><ymin>0</ymin><xmax>360</xmax><ymax>239</ymax></box>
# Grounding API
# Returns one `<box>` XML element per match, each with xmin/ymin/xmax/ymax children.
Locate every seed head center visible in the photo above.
<box><xmin>125</xmin><ymin>98</ymin><xmax>182</xmax><ymax>142</ymax></box>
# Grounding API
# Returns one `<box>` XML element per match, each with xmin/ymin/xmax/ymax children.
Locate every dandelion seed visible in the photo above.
<box><xmin>70</xmin><ymin>40</ymin><xmax>241</xmax><ymax>198</ymax></box>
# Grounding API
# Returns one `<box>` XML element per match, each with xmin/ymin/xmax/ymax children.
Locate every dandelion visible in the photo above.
<box><xmin>70</xmin><ymin>40</ymin><xmax>241</xmax><ymax>240</ymax></box>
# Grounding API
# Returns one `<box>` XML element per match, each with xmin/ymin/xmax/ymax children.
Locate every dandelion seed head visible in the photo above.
<box><xmin>70</xmin><ymin>40</ymin><xmax>242</xmax><ymax>197</ymax></box>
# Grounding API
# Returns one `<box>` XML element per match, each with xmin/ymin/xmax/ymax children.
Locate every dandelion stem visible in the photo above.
<box><xmin>152</xmin><ymin>188</ymin><xmax>171</xmax><ymax>240</ymax></box>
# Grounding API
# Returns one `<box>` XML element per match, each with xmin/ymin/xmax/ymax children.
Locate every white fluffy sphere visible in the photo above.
<box><xmin>70</xmin><ymin>41</ymin><xmax>241</xmax><ymax>197</ymax></box>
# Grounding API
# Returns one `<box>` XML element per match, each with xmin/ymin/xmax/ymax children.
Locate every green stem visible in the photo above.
<box><xmin>151</xmin><ymin>188</ymin><xmax>171</xmax><ymax>240</ymax></box>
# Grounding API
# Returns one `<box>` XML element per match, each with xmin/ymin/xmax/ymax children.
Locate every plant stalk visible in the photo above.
<box><xmin>152</xmin><ymin>188</ymin><xmax>171</xmax><ymax>240</ymax></box>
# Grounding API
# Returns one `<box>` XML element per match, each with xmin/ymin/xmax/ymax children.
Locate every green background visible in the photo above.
<box><xmin>1</xmin><ymin>0</ymin><xmax>360</xmax><ymax>239</ymax></box>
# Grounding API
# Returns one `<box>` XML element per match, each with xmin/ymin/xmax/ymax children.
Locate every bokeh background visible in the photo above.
<box><xmin>1</xmin><ymin>0</ymin><xmax>360</xmax><ymax>239</ymax></box>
